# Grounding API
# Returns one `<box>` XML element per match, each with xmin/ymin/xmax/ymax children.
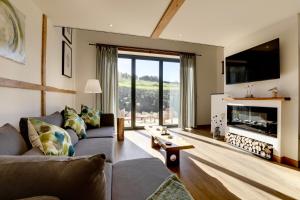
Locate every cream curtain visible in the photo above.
<box><xmin>96</xmin><ymin>45</ymin><xmax>118</xmax><ymax>117</ymax></box>
<box><xmin>179</xmin><ymin>54</ymin><xmax>196</xmax><ymax>129</ymax></box>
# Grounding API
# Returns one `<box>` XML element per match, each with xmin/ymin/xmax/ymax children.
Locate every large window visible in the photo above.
<box><xmin>118</xmin><ymin>54</ymin><xmax>180</xmax><ymax>129</ymax></box>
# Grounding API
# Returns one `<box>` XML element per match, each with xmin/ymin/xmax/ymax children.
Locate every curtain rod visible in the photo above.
<box><xmin>89</xmin><ymin>43</ymin><xmax>202</xmax><ymax>57</ymax></box>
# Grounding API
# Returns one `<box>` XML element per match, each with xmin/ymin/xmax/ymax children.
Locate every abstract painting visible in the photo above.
<box><xmin>0</xmin><ymin>0</ymin><xmax>25</xmax><ymax>64</ymax></box>
<box><xmin>62</xmin><ymin>41</ymin><xmax>72</xmax><ymax>78</ymax></box>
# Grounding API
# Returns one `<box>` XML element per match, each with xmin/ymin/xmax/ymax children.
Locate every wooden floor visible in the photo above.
<box><xmin>114</xmin><ymin>128</ymin><xmax>300</xmax><ymax>200</ymax></box>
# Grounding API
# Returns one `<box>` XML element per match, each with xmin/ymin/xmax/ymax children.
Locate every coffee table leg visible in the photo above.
<box><xmin>151</xmin><ymin>136</ymin><xmax>160</xmax><ymax>148</ymax></box>
<box><xmin>166</xmin><ymin>149</ymin><xmax>180</xmax><ymax>167</ymax></box>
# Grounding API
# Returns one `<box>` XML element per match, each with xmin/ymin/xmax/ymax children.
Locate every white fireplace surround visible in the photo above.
<box><xmin>226</xmin><ymin>100</ymin><xmax>282</xmax><ymax>157</ymax></box>
<box><xmin>211</xmin><ymin>94</ymin><xmax>287</xmax><ymax>157</ymax></box>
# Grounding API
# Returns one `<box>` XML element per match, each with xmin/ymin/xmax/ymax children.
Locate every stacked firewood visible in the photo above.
<box><xmin>225</xmin><ymin>132</ymin><xmax>273</xmax><ymax>159</ymax></box>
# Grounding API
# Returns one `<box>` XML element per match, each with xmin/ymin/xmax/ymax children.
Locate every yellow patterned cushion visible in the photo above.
<box><xmin>80</xmin><ymin>105</ymin><xmax>100</xmax><ymax>128</ymax></box>
<box><xmin>28</xmin><ymin>119</ymin><xmax>75</xmax><ymax>156</ymax></box>
<box><xmin>63</xmin><ymin>106</ymin><xmax>87</xmax><ymax>139</ymax></box>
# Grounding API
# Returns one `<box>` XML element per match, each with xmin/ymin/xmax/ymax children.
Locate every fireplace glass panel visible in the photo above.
<box><xmin>227</xmin><ymin>105</ymin><xmax>277</xmax><ymax>137</ymax></box>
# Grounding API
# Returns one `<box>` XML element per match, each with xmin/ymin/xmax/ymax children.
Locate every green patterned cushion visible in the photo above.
<box><xmin>28</xmin><ymin>119</ymin><xmax>75</xmax><ymax>156</ymax></box>
<box><xmin>80</xmin><ymin>105</ymin><xmax>100</xmax><ymax>128</ymax></box>
<box><xmin>64</xmin><ymin>106</ymin><xmax>87</xmax><ymax>139</ymax></box>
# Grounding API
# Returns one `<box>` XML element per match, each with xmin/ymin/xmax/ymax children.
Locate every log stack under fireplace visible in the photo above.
<box><xmin>225</xmin><ymin>132</ymin><xmax>273</xmax><ymax>159</ymax></box>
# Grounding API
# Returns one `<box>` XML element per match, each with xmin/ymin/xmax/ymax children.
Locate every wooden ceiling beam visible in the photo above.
<box><xmin>151</xmin><ymin>0</ymin><xmax>185</xmax><ymax>38</ymax></box>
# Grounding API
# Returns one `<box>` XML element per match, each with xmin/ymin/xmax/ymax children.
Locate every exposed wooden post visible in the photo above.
<box><xmin>41</xmin><ymin>14</ymin><xmax>47</xmax><ymax>116</ymax></box>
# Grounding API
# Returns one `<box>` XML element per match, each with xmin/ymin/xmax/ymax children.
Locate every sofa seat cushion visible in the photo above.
<box><xmin>75</xmin><ymin>138</ymin><xmax>114</xmax><ymax>162</ymax></box>
<box><xmin>0</xmin><ymin>154</ymin><xmax>106</xmax><ymax>200</ymax></box>
<box><xmin>86</xmin><ymin>127</ymin><xmax>115</xmax><ymax>138</ymax></box>
<box><xmin>22</xmin><ymin>147</ymin><xmax>44</xmax><ymax>156</ymax></box>
<box><xmin>112</xmin><ymin>158</ymin><xmax>171</xmax><ymax>200</ymax></box>
<box><xmin>0</xmin><ymin>124</ymin><xmax>27</xmax><ymax>155</ymax></box>
<box><xmin>104</xmin><ymin>163</ymin><xmax>112</xmax><ymax>200</ymax></box>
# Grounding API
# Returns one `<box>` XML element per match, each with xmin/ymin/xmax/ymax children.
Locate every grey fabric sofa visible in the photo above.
<box><xmin>19</xmin><ymin>111</ymin><xmax>115</xmax><ymax>162</ymax></box>
<box><xmin>0</xmin><ymin>112</ymin><xmax>171</xmax><ymax>200</ymax></box>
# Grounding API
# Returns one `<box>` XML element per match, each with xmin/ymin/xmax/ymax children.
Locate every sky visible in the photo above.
<box><xmin>118</xmin><ymin>58</ymin><xmax>180</xmax><ymax>82</ymax></box>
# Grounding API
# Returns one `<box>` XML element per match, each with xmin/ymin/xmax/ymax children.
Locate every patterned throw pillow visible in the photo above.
<box><xmin>64</xmin><ymin>106</ymin><xmax>87</xmax><ymax>139</ymax></box>
<box><xmin>80</xmin><ymin>105</ymin><xmax>100</xmax><ymax>128</ymax></box>
<box><xmin>28</xmin><ymin>118</ymin><xmax>75</xmax><ymax>156</ymax></box>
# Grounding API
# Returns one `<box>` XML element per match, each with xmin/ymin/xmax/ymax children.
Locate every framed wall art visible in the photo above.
<box><xmin>62</xmin><ymin>41</ymin><xmax>72</xmax><ymax>78</ymax></box>
<box><xmin>63</xmin><ymin>27</ymin><xmax>72</xmax><ymax>44</ymax></box>
<box><xmin>0</xmin><ymin>0</ymin><xmax>26</xmax><ymax>64</ymax></box>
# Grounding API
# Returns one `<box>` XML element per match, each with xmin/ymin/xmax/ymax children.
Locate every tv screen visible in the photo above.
<box><xmin>226</xmin><ymin>39</ymin><xmax>280</xmax><ymax>84</ymax></box>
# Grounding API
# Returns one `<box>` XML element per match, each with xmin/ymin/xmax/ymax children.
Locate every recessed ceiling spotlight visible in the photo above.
<box><xmin>109</xmin><ymin>24</ymin><xmax>113</xmax><ymax>27</ymax></box>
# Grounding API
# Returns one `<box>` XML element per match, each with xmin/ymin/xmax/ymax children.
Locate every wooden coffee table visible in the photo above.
<box><xmin>145</xmin><ymin>125</ymin><xmax>194</xmax><ymax>168</ymax></box>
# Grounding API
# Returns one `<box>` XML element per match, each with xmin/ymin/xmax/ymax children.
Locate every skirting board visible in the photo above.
<box><xmin>273</xmin><ymin>155</ymin><xmax>299</xmax><ymax>168</ymax></box>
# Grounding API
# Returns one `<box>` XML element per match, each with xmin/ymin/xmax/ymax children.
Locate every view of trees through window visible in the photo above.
<box><xmin>118</xmin><ymin>56</ymin><xmax>180</xmax><ymax>128</ymax></box>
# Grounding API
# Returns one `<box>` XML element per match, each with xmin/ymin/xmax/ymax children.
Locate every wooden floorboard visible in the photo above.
<box><xmin>114</xmin><ymin>128</ymin><xmax>300</xmax><ymax>200</ymax></box>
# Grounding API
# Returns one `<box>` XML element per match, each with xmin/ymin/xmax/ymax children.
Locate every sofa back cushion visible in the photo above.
<box><xmin>0</xmin><ymin>124</ymin><xmax>28</xmax><ymax>155</ymax></box>
<box><xmin>0</xmin><ymin>154</ymin><xmax>106</xmax><ymax>200</ymax></box>
<box><xmin>20</xmin><ymin>112</ymin><xmax>64</xmax><ymax>148</ymax></box>
<box><xmin>65</xmin><ymin>129</ymin><xmax>79</xmax><ymax>145</ymax></box>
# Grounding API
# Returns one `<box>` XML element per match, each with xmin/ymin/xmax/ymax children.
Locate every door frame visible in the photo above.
<box><xmin>118</xmin><ymin>54</ymin><xmax>180</xmax><ymax>130</ymax></box>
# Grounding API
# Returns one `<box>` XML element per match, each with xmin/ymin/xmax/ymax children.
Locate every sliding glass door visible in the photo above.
<box><xmin>163</xmin><ymin>61</ymin><xmax>180</xmax><ymax>126</ymax></box>
<box><xmin>135</xmin><ymin>59</ymin><xmax>160</xmax><ymax>127</ymax></box>
<box><xmin>118</xmin><ymin>54</ymin><xmax>180</xmax><ymax>129</ymax></box>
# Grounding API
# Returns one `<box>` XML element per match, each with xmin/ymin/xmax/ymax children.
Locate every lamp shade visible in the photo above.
<box><xmin>84</xmin><ymin>79</ymin><xmax>102</xmax><ymax>93</ymax></box>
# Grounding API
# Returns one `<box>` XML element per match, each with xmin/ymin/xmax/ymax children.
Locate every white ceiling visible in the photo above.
<box><xmin>161</xmin><ymin>0</ymin><xmax>300</xmax><ymax>46</ymax></box>
<box><xmin>33</xmin><ymin>0</ymin><xmax>300</xmax><ymax>47</ymax></box>
<box><xmin>33</xmin><ymin>0</ymin><xmax>170</xmax><ymax>37</ymax></box>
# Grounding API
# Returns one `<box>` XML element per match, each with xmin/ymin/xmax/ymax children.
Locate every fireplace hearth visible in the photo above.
<box><xmin>227</xmin><ymin>105</ymin><xmax>277</xmax><ymax>138</ymax></box>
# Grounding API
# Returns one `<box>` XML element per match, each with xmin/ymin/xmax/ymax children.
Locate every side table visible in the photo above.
<box><xmin>117</xmin><ymin>118</ymin><xmax>124</xmax><ymax>141</ymax></box>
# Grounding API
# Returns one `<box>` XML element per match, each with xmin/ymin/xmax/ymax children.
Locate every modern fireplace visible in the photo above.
<box><xmin>227</xmin><ymin>105</ymin><xmax>277</xmax><ymax>138</ymax></box>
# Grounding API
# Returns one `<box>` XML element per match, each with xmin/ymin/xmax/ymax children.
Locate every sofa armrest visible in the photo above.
<box><xmin>101</xmin><ymin>113</ymin><xmax>114</xmax><ymax>127</ymax></box>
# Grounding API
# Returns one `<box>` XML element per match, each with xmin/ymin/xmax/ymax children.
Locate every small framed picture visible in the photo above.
<box><xmin>62</xmin><ymin>41</ymin><xmax>72</xmax><ymax>78</ymax></box>
<box><xmin>63</xmin><ymin>27</ymin><xmax>72</xmax><ymax>44</ymax></box>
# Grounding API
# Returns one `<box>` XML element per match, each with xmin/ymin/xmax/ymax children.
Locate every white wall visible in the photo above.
<box><xmin>0</xmin><ymin>0</ymin><xmax>76</xmax><ymax>127</ymax></box>
<box><xmin>224</xmin><ymin>15</ymin><xmax>299</xmax><ymax>160</ymax></box>
<box><xmin>46</xmin><ymin>23</ymin><xmax>77</xmax><ymax>114</ymax></box>
<box><xmin>75</xmin><ymin>30</ymin><xmax>224</xmax><ymax>125</ymax></box>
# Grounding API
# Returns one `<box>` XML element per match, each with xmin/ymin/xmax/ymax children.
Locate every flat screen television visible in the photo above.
<box><xmin>226</xmin><ymin>38</ymin><xmax>280</xmax><ymax>84</ymax></box>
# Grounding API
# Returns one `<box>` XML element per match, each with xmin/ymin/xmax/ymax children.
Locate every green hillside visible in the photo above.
<box><xmin>119</xmin><ymin>78</ymin><xmax>179</xmax><ymax>90</ymax></box>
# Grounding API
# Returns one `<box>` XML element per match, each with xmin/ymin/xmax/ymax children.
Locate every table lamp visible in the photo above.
<box><xmin>84</xmin><ymin>79</ymin><xmax>102</xmax><ymax>108</ymax></box>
